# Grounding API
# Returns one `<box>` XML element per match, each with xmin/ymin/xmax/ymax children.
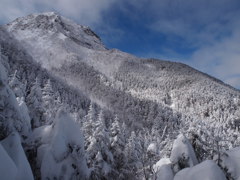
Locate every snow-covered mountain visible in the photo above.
<box><xmin>0</xmin><ymin>12</ymin><xmax>240</xmax><ymax>179</ymax></box>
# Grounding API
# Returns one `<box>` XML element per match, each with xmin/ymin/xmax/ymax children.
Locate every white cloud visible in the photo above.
<box><xmin>40</xmin><ymin>0</ymin><xmax>116</xmax><ymax>26</ymax></box>
<box><xmin>150</xmin><ymin>19</ymin><xmax>191</xmax><ymax>37</ymax></box>
<box><xmin>0</xmin><ymin>0</ymin><xmax>116</xmax><ymax>26</ymax></box>
<box><xmin>147</xmin><ymin>1</ymin><xmax>240</xmax><ymax>47</ymax></box>
<box><xmin>190</xmin><ymin>24</ymin><xmax>240</xmax><ymax>88</ymax></box>
<box><xmin>0</xmin><ymin>0</ymin><xmax>36</xmax><ymax>23</ymax></box>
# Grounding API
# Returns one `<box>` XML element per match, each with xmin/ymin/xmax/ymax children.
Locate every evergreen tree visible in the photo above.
<box><xmin>87</xmin><ymin>110</ymin><xmax>114</xmax><ymax>179</ymax></box>
<box><xmin>146</xmin><ymin>103</ymin><xmax>156</xmax><ymax>126</ymax></box>
<box><xmin>27</xmin><ymin>77</ymin><xmax>44</xmax><ymax>128</ymax></box>
<box><xmin>40</xmin><ymin>109</ymin><xmax>89</xmax><ymax>179</ymax></box>
<box><xmin>9</xmin><ymin>70</ymin><xmax>26</xmax><ymax>98</ymax></box>
<box><xmin>110</xmin><ymin>115</ymin><xmax>126</xmax><ymax>177</ymax></box>
<box><xmin>124</xmin><ymin>131</ymin><xmax>141</xmax><ymax>177</ymax></box>
<box><xmin>42</xmin><ymin>79</ymin><xmax>56</xmax><ymax>124</ymax></box>
<box><xmin>0</xmin><ymin>61</ymin><xmax>26</xmax><ymax>138</ymax></box>
<box><xmin>83</xmin><ymin>102</ymin><xmax>96</xmax><ymax>146</ymax></box>
<box><xmin>42</xmin><ymin>79</ymin><xmax>54</xmax><ymax>106</ymax></box>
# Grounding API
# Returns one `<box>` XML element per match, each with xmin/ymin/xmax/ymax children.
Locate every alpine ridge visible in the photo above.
<box><xmin>0</xmin><ymin>12</ymin><xmax>240</xmax><ymax>179</ymax></box>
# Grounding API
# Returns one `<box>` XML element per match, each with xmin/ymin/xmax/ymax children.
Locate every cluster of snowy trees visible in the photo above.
<box><xmin>152</xmin><ymin>133</ymin><xmax>240</xmax><ymax>180</ymax></box>
<box><xmin>115</xmin><ymin>58</ymin><xmax>240</xmax><ymax>126</ymax></box>
<box><xmin>82</xmin><ymin>103</ymin><xmax>162</xmax><ymax>179</ymax></box>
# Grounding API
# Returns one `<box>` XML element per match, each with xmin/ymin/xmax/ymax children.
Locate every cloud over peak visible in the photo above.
<box><xmin>0</xmin><ymin>0</ymin><xmax>116</xmax><ymax>26</ymax></box>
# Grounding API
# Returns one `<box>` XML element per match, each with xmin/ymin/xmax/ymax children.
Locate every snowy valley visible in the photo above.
<box><xmin>0</xmin><ymin>12</ymin><xmax>240</xmax><ymax>179</ymax></box>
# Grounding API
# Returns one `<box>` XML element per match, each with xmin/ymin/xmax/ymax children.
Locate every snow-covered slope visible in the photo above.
<box><xmin>4</xmin><ymin>12</ymin><xmax>240</xmax><ymax>126</ymax></box>
<box><xmin>1</xmin><ymin>12</ymin><xmax>240</xmax><ymax>179</ymax></box>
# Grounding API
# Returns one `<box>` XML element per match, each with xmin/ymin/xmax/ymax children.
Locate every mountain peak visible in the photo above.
<box><xmin>5</xmin><ymin>12</ymin><xmax>106</xmax><ymax>51</ymax></box>
<box><xmin>7</xmin><ymin>12</ymin><xmax>61</xmax><ymax>31</ymax></box>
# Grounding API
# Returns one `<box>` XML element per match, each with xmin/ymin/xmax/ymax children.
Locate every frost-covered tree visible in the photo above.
<box><xmin>125</xmin><ymin>131</ymin><xmax>140</xmax><ymax>163</ymax></box>
<box><xmin>42</xmin><ymin>79</ymin><xmax>54</xmax><ymax>104</ymax></box>
<box><xmin>0</xmin><ymin>60</ymin><xmax>27</xmax><ymax>138</ymax></box>
<box><xmin>42</xmin><ymin>79</ymin><xmax>57</xmax><ymax>124</ymax></box>
<box><xmin>87</xmin><ymin>110</ymin><xmax>114</xmax><ymax>179</ymax></box>
<box><xmin>110</xmin><ymin>115</ymin><xmax>126</xmax><ymax>177</ymax></box>
<box><xmin>124</xmin><ymin>131</ymin><xmax>142</xmax><ymax>178</ymax></box>
<box><xmin>184</xmin><ymin>119</ymin><xmax>239</xmax><ymax>164</ymax></box>
<box><xmin>37</xmin><ymin>109</ymin><xmax>89</xmax><ymax>179</ymax></box>
<box><xmin>16</xmin><ymin>97</ymin><xmax>32</xmax><ymax>136</ymax></box>
<box><xmin>7</xmin><ymin>71</ymin><xmax>32</xmax><ymax>135</ymax></box>
<box><xmin>83</xmin><ymin>102</ymin><xmax>96</xmax><ymax>147</ymax></box>
<box><xmin>9</xmin><ymin>70</ymin><xmax>26</xmax><ymax>98</ymax></box>
<box><xmin>146</xmin><ymin>103</ymin><xmax>156</xmax><ymax>126</ymax></box>
<box><xmin>26</xmin><ymin>77</ymin><xmax>44</xmax><ymax>128</ymax></box>
<box><xmin>170</xmin><ymin>134</ymin><xmax>198</xmax><ymax>173</ymax></box>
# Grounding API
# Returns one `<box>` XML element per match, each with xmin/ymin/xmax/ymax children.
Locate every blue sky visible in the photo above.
<box><xmin>1</xmin><ymin>0</ymin><xmax>240</xmax><ymax>89</ymax></box>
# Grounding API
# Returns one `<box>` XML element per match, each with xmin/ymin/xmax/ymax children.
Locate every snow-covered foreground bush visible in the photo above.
<box><xmin>170</xmin><ymin>134</ymin><xmax>198</xmax><ymax>173</ymax></box>
<box><xmin>174</xmin><ymin>160</ymin><xmax>226</xmax><ymax>180</ymax></box>
<box><xmin>32</xmin><ymin>109</ymin><xmax>89</xmax><ymax>179</ymax></box>
<box><xmin>0</xmin><ymin>59</ymin><xmax>30</xmax><ymax>138</ymax></box>
<box><xmin>153</xmin><ymin>133</ymin><xmax>240</xmax><ymax>180</ymax></box>
<box><xmin>0</xmin><ymin>133</ymin><xmax>34</xmax><ymax>180</ymax></box>
<box><xmin>220</xmin><ymin>147</ymin><xmax>240</xmax><ymax>179</ymax></box>
<box><xmin>153</xmin><ymin>158</ymin><xmax>173</xmax><ymax>180</ymax></box>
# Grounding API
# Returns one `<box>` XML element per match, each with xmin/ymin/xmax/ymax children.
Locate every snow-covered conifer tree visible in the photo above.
<box><xmin>42</xmin><ymin>79</ymin><xmax>56</xmax><ymax>124</ymax></box>
<box><xmin>9</xmin><ymin>70</ymin><xmax>26</xmax><ymax>98</ymax></box>
<box><xmin>27</xmin><ymin>77</ymin><xmax>44</xmax><ymax>128</ymax></box>
<box><xmin>0</xmin><ymin>60</ymin><xmax>27</xmax><ymax>138</ymax></box>
<box><xmin>110</xmin><ymin>115</ymin><xmax>126</xmax><ymax>177</ymax></box>
<box><xmin>39</xmin><ymin>109</ymin><xmax>89</xmax><ymax>179</ymax></box>
<box><xmin>83</xmin><ymin>102</ymin><xmax>96</xmax><ymax>146</ymax></box>
<box><xmin>124</xmin><ymin>131</ymin><xmax>141</xmax><ymax>178</ymax></box>
<box><xmin>87</xmin><ymin>110</ymin><xmax>114</xmax><ymax>179</ymax></box>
